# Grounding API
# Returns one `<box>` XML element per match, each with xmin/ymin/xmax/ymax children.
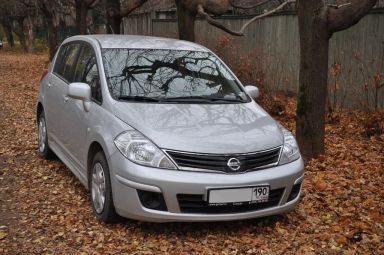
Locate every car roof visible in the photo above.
<box><xmin>65</xmin><ymin>35</ymin><xmax>210</xmax><ymax>52</ymax></box>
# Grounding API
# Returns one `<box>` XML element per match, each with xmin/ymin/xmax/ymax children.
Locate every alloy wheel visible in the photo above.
<box><xmin>91</xmin><ymin>162</ymin><xmax>106</xmax><ymax>214</ymax></box>
<box><xmin>38</xmin><ymin>116</ymin><xmax>47</xmax><ymax>153</ymax></box>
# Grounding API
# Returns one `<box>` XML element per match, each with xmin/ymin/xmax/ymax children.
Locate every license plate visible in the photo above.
<box><xmin>208</xmin><ymin>186</ymin><xmax>269</xmax><ymax>205</ymax></box>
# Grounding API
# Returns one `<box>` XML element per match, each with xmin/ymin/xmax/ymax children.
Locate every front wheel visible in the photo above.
<box><xmin>90</xmin><ymin>151</ymin><xmax>120</xmax><ymax>223</ymax></box>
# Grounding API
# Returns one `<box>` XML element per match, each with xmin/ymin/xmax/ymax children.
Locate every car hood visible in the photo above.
<box><xmin>112</xmin><ymin>101</ymin><xmax>283</xmax><ymax>154</ymax></box>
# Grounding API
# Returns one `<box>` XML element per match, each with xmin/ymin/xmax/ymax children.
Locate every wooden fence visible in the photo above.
<box><xmin>123</xmin><ymin>12</ymin><xmax>384</xmax><ymax>110</ymax></box>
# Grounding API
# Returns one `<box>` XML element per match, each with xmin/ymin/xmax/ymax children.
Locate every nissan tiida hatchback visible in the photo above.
<box><xmin>36</xmin><ymin>35</ymin><xmax>304</xmax><ymax>223</ymax></box>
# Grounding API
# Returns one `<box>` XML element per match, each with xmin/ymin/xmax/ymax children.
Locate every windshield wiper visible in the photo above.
<box><xmin>118</xmin><ymin>95</ymin><xmax>247</xmax><ymax>103</ymax></box>
<box><xmin>118</xmin><ymin>96</ymin><xmax>163</xmax><ymax>102</ymax></box>
<box><xmin>162</xmin><ymin>96</ymin><xmax>211</xmax><ymax>102</ymax></box>
<box><xmin>209</xmin><ymin>97</ymin><xmax>246</xmax><ymax>103</ymax></box>
<box><xmin>162</xmin><ymin>96</ymin><xmax>246</xmax><ymax>103</ymax></box>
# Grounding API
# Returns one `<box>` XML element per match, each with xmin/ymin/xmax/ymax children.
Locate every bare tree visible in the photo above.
<box><xmin>0</xmin><ymin>0</ymin><xmax>15</xmax><ymax>47</ymax></box>
<box><xmin>104</xmin><ymin>0</ymin><xmax>148</xmax><ymax>34</ymax></box>
<box><xmin>0</xmin><ymin>18</ymin><xmax>15</xmax><ymax>47</ymax></box>
<box><xmin>19</xmin><ymin>0</ymin><xmax>39</xmax><ymax>53</ymax></box>
<box><xmin>75</xmin><ymin>0</ymin><xmax>100</xmax><ymax>34</ymax></box>
<box><xmin>0</xmin><ymin>0</ymin><xmax>39</xmax><ymax>51</ymax></box>
<box><xmin>0</xmin><ymin>1</ymin><xmax>15</xmax><ymax>47</ymax></box>
<box><xmin>37</xmin><ymin>0</ymin><xmax>61</xmax><ymax>59</ymax></box>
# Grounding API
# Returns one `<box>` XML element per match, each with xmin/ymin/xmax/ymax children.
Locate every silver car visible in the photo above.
<box><xmin>37</xmin><ymin>35</ymin><xmax>304</xmax><ymax>223</ymax></box>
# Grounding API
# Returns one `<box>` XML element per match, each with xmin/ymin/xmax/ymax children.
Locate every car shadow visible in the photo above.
<box><xmin>122</xmin><ymin>214</ymin><xmax>288</xmax><ymax>235</ymax></box>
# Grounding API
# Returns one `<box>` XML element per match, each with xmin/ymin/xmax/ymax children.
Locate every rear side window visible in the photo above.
<box><xmin>53</xmin><ymin>43</ymin><xmax>81</xmax><ymax>83</ymax></box>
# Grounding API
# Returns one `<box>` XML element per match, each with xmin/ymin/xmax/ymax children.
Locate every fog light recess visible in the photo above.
<box><xmin>137</xmin><ymin>190</ymin><xmax>168</xmax><ymax>211</ymax></box>
<box><xmin>288</xmin><ymin>182</ymin><xmax>302</xmax><ymax>202</ymax></box>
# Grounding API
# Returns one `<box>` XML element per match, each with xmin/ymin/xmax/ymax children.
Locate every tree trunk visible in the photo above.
<box><xmin>105</xmin><ymin>0</ymin><xmax>122</xmax><ymax>34</ymax></box>
<box><xmin>25</xmin><ymin>15</ymin><xmax>35</xmax><ymax>53</ymax></box>
<box><xmin>14</xmin><ymin>18</ymin><xmax>28</xmax><ymax>52</ymax></box>
<box><xmin>37</xmin><ymin>0</ymin><xmax>60</xmax><ymax>59</ymax></box>
<box><xmin>76</xmin><ymin>1</ymin><xmax>82</xmax><ymax>33</ymax></box>
<box><xmin>47</xmin><ymin>21</ymin><xmax>59</xmax><ymax>60</ymax></box>
<box><xmin>1</xmin><ymin>19</ymin><xmax>15</xmax><ymax>47</ymax></box>
<box><xmin>109</xmin><ymin>15</ymin><xmax>122</xmax><ymax>34</ymax></box>
<box><xmin>176</xmin><ymin>1</ymin><xmax>196</xmax><ymax>42</ymax></box>
<box><xmin>76</xmin><ymin>1</ymin><xmax>88</xmax><ymax>34</ymax></box>
<box><xmin>295</xmin><ymin>0</ymin><xmax>377</xmax><ymax>160</ymax></box>
<box><xmin>296</xmin><ymin>0</ymin><xmax>329</xmax><ymax>159</ymax></box>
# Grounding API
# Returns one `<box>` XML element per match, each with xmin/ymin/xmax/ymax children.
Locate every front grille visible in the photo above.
<box><xmin>166</xmin><ymin>147</ymin><xmax>281</xmax><ymax>173</ymax></box>
<box><xmin>177</xmin><ymin>188</ymin><xmax>285</xmax><ymax>214</ymax></box>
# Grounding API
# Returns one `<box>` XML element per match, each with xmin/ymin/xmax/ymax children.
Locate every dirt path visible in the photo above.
<box><xmin>0</xmin><ymin>52</ymin><xmax>382</xmax><ymax>254</ymax></box>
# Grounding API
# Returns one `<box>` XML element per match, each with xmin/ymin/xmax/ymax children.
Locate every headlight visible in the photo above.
<box><xmin>114</xmin><ymin>130</ymin><xmax>177</xmax><ymax>169</ymax></box>
<box><xmin>278</xmin><ymin>124</ymin><xmax>300</xmax><ymax>165</ymax></box>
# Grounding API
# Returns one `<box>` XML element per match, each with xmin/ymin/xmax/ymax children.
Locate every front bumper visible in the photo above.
<box><xmin>109</xmin><ymin>151</ymin><xmax>304</xmax><ymax>222</ymax></box>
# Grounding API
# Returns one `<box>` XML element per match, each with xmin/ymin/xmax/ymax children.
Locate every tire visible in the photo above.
<box><xmin>37</xmin><ymin>111</ymin><xmax>54</xmax><ymax>159</ymax></box>
<box><xmin>90</xmin><ymin>151</ymin><xmax>120</xmax><ymax>223</ymax></box>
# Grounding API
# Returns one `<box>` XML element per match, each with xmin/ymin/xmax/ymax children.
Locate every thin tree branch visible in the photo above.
<box><xmin>119</xmin><ymin>0</ymin><xmax>148</xmax><ymax>17</ymax></box>
<box><xmin>88</xmin><ymin>0</ymin><xmax>100</xmax><ymax>9</ymax></box>
<box><xmin>328</xmin><ymin>2</ymin><xmax>351</xmax><ymax>9</ymax></box>
<box><xmin>197</xmin><ymin>4</ymin><xmax>243</xmax><ymax>36</ymax></box>
<box><xmin>238</xmin><ymin>0</ymin><xmax>295</xmax><ymax>34</ymax></box>
<box><xmin>198</xmin><ymin>0</ymin><xmax>295</xmax><ymax>36</ymax></box>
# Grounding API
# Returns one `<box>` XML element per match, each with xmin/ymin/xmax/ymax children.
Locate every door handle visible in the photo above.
<box><xmin>47</xmin><ymin>83</ymin><xmax>51</xmax><ymax>88</ymax></box>
<box><xmin>63</xmin><ymin>96</ymin><xmax>69</xmax><ymax>102</ymax></box>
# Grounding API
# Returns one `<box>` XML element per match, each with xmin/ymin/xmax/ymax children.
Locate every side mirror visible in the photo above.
<box><xmin>68</xmin><ymin>82</ymin><xmax>92</xmax><ymax>111</ymax></box>
<box><xmin>244</xmin><ymin>85</ymin><xmax>259</xmax><ymax>99</ymax></box>
<box><xmin>68</xmin><ymin>82</ymin><xmax>91</xmax><ymax>101</ymax></box>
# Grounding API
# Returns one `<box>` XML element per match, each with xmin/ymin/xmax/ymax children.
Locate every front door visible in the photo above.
<box><xmin>62</xmin><ymin>43</ymin><xmax>103</xmax><ymax>173</ymax></box>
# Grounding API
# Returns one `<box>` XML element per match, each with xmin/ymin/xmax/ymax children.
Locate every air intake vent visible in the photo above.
<box><xmin>177</xmin><ymin>188</ymin><xmax>285</xmax><ymax>214</ymax></box>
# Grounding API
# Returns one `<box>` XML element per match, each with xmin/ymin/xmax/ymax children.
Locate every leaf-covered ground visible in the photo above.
<box><xmin>0</xmin><ymin>52</ymin><xmax>383</xmax><ymax>255</ymax></box>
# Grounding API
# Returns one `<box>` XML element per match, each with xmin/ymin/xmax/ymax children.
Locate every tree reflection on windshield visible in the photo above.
<box><xmin>102</xmin><ymin>49</ymin><xmax>248</xmax><ymax>102</ymax></box>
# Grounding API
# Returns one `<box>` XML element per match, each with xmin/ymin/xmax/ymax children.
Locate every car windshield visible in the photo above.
<box><xmin>102</xmin><ymin>49</ymin><xmax>249</xmax><ymax>103</ymax></box>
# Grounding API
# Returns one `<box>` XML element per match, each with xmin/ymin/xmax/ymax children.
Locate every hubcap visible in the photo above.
<box><xmin>38</xmin><ymin>116</ymin><xmax>47</xmax><ymax>153</ymax></box>
<box><xmin>91</xmin><ymin>162</ymin><xmax>106</xmax><ymax>214</ymax></box>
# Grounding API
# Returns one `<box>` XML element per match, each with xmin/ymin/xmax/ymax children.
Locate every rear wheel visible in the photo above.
<box><xmin>37</xmin><ymin>111</ymin><xmax>54</xmax><ymax>159</ymax></box>
<box><xmin>90</xmin><ymin>151</ymin><xmax>120</xmax><ymax>223</ymax></box>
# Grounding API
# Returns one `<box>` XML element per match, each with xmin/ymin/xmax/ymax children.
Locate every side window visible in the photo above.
<box><xmin>61</xmin><ymin>44</ymin><xmax>81</xmax><ymax>83</ymax></box>
<box><xmin>53</xmin><ymin>43</ymin><xmax>81</xmax><ymax>83</ymax></box>
<box><xmin>74</xmin><ymin>45</ymin><xmax>102</xmax><ymax>103</ymax></box>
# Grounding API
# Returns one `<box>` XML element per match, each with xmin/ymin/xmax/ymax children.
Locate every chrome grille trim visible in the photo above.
<box><xmin>164</xmin><ymin>146</ymin><xmax>282</xmax><ymax>174</ymax></box>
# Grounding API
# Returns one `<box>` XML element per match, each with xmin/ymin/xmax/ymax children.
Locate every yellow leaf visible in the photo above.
<box><xmin>336</xmin><ymin>236</ymin><xmax>347</xmax><ymax>246</ymax></box>
<box><xmin>0</xmin><ymin>231</ymin><xmax>8</xmax><ymax>240</ymax></box>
